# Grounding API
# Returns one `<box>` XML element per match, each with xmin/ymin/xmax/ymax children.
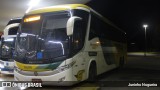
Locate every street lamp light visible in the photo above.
<box><xmin>143</xmin><ymin>24</ymin><xmax>148</xmax><ymax>56</ymax></box>
<box><xmin>26</xmin><ymin>0</ymin><xmax>41</xmax><ymax>13</ymax></box>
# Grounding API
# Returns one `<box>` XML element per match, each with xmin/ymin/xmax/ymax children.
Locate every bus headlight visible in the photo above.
<box><xmin>0</xmin><ymin>64</ymin><xmax>4</xmax><ymax>68</ymax></box>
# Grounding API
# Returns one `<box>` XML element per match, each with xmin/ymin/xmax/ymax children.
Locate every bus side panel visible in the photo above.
<box><xmin>71</xmin><ymin>52</ymin><xmax>87</xmax><ymax>81</ymax></box>
<box><xmin>113</xmin><ymin>42</ymin><xmax>127</xmax><ymax>67</ymax></box>
<box><xmin>84</xmin><ymin>38</ymin><xmax>117</xmax><ymax>76</ymax></box>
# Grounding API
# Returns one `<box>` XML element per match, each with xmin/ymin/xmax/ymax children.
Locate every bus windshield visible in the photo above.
<box><xmin>1</xmin><ymin>37</ymin><xmax>16</xmax><ymax>60</ymax></box>
<box><xmin>16</xmin><ymin>12</ymin><xmax>70</xmax><ymax>64</ymax></box>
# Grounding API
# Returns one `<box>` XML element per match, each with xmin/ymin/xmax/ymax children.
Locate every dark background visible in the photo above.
<box><xmin>87</xmin><ymin>0</ymin><xmax>160</xmax><ymax>52</ymax></box>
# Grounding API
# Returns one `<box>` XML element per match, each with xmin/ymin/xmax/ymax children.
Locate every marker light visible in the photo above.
<box><xmin>24</xmin><ymin>15</ymin><xmax>40</xmax><ymax>22</ymax></box>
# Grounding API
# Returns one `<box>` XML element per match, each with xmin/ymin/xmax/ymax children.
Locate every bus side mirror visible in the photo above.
<box><xmin>66</xmin><ymin>16</ymin><xmax>82</xmax><ymax>36</ymax></box>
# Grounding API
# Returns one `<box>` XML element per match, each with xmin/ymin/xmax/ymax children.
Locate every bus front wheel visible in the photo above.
<box><xmin>88</xmin><ymin>62</ymin><xmax>97</xmax><ymax>82</ymax></box>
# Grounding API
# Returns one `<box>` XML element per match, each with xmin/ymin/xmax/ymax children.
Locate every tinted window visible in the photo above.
<box><xmin>8</xmin><ymin>26</ymin><xmax>19</xmax><ymax>35</ymax></box>
<box><xmin>72</xmin><ymin>10</ymin><xmax>89</xmax><ymax>54</ymax></box>
<box><xmin>40</xmin><ymin>13</ymin><xmax>70</xmax><ymax>59</ymax></box>
<box><xmin>21</xmin><ymin>19</ymin><xmax>41</xmax><ymax>35</ymax></box>
<box><xmin>89</xmin><ymin>13</ymin><xmax>126</xmax><ymax>43</ymax></box>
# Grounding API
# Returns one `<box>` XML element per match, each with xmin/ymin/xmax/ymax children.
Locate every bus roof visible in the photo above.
<box><xmin>26</xmin><ymin>4</ymin><xmax>126</xmax><ymax>34</ymax></box>
<box><xmin>27</xmin><ymin>4</ymin><xmax>90</xmax><ymax>15</ymax></box>
<box><xmin>7</xmin><ymin>17</ymin><xmax>22</xmax><ymax>25</ymax></box>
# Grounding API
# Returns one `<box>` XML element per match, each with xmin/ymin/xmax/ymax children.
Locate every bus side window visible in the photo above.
<box><xmin>89</xmin><ymin>29</ymin><xmax>97</xmax><ymax>40</ymax></box>
<box><xmin>73</xmin><ymin>21</ymin><xmax>82</xmax><ymax>49</ymax></box>
<box><xmin>72</xmin><ymin>20</ymin><xmax>85</xmax><ymax>54</ymax></box>
<box><xmin>89</xmin><ymin>14</ymin><xmax>100</xmax><ymax>40</ymax></box>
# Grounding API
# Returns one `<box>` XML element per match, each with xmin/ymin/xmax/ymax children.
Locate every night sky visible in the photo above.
<box><xmin>87</xmin><ymin>0</ymin><xmax>160</xmax><ymax>51</ymax></box>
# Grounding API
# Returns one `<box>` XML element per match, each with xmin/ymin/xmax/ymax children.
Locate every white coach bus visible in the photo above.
<box><xmin>14</xmin><ymin>4</ymin><xmax>127</xmax><ymax>85</ymax></box>
<box><xmin>0</xmin><ymin>18</ymin><xmax>21</xmax><ymax>75</ymax></box>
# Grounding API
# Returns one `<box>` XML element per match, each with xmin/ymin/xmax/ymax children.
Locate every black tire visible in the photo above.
<box><xmin>88</xmin><ymin>62</ymin><xmax>97</xmax><ymax>82</ymax></box>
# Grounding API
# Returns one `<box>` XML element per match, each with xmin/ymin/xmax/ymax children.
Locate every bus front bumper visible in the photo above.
<box><xmin>14</xmin><ymin>68</ymin><xmax>76</xmax><ymax>86</ymax></box>
<box><xmin>1</xmin><ymin>68</ymin><xmax>14</xmax><ymax>75</ymax></box>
